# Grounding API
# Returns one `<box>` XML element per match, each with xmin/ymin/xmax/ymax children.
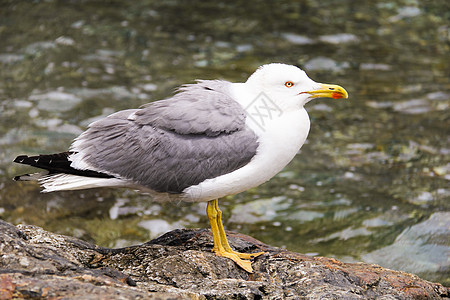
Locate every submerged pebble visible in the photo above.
<box><xmin>281</xmin><ymin>33</ymin><xmax>315</xmax><ymax>45</ymax></box>
<box><xmin>318</xmin><ymin>33</ymin><xmax>359</xmax><ymax>44</ymax></box>
<box><xmin>304</xmin><ymin>57</ymin><xmax>350</xmax><ymax>72</ymax></box>
<box><xmin>29</xmin><ymin>91</ymin><xmax>82</xmax><ymax>112</ymax></box>
<box><xmin>362</xmin><ymin>212</ymin><xmax>449</xmax><ymax>276</ymax></box>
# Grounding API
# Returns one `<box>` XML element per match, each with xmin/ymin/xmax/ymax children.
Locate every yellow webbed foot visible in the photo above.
<box><xmin>207</xmin><ymin>199</ymin><xmax>265</xmax><ymax>273</ymax></box>
<box><xmin>213</xmin><ymin>249</ymin><xmax>255</xmax><ymax>273</ymax></box>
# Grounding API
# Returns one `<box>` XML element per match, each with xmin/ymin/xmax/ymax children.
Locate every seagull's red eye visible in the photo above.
<box><xmin>285</xmin><ymin>81</ymin><xmax>294</xmax><ymax>88</ymax></box>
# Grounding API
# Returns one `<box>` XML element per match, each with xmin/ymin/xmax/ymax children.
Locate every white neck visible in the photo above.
<box><xmin>182</xmin><ymin>83</ymin><xmax>311</xmax><ymax>202</ymax></box>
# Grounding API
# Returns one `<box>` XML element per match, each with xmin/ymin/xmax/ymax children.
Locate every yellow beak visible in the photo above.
<box><xmin>305</xmin><ymin>83</ymin><xmax>349</xmax><ymax>99</ymax></box>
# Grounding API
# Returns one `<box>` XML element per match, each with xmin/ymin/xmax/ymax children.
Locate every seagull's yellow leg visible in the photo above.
<box><xmin>212</xmin><ymin>199</ymin><xmax>265</xmax><ymax>260</ymax></box>
<box><xmin>207</xmin><ymin>199</ymin><xmax>264</xmax><ymax>273</ymax></box>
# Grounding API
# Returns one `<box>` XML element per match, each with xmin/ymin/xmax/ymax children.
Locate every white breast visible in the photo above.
<box><xmin>183</xmin><ymin>107</ymin><xmax>310</xmax><ymax>202</ymax></box>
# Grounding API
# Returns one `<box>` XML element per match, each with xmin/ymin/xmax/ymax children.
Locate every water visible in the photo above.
<box><xmin>0</xmin><ymin>0</ymin><xmax>448</xmax><ymax>285</ymax></box>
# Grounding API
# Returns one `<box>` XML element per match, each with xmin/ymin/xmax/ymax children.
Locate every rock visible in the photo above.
<box><xmin>0</xmin><ymin>219</ymin><xmax>447</xmax><ymax>299</ymax></box>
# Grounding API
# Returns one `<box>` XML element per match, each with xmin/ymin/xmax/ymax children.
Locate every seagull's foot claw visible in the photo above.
<box><xmin>232</xmin><ymin>250</ymin><xmax>265</xmax><ymax>260</ymax></box>
<box><xmin>214</xmin><ymin>249</ymin><xmax>255</xmax><ymax>273</ymax></box>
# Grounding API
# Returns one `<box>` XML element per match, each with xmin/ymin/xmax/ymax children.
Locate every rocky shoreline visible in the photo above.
<box><xmin>0</xmin><ymin>219</ymin><xmax>447</xmax><ymax>299</ymax></box>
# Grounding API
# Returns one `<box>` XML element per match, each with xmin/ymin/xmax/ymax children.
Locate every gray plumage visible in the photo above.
<box><xmin>135</xmin><ymin>80</ymin><xmax>246</xmax><ymax>136</ymax></box>
<box><xmin>70</xmin><ymin>80</ymin><xmax>259</xmax><ymax>193</ymax></box>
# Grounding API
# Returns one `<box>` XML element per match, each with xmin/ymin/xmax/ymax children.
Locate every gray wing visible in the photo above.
<box><xmin>70</xmin><ymin>80</ymin><xmax>259</xmax><ymax>194</ymax></box>
<box><xmin>132</xmin><ymin>80</ymin><xmax>245</xmax><ymax>136</ymax></box>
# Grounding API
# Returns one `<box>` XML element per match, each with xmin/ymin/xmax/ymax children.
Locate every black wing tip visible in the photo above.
<box><xmin>14</xmin><ymin>155</ymin><xmax>29</xmax><ymax>164</ymax></box>
<box><xmin>13</xmin><ymin>152</ymin><xmax>115</xmax><ymax>179</ymax></box>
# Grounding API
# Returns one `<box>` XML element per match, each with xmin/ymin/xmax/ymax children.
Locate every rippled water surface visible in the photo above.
<box><xmin>1</xmin><ymin>0</ymin><xmax>448</xmax><ymax>285</ymax></box>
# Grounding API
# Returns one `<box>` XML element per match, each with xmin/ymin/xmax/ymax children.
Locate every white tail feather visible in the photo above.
<box><xmin>39</xmin><ymin>174</ymin><xmax>128</xmax><ymax>192</ymax></box>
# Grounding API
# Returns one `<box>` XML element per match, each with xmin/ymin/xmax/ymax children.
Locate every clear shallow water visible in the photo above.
<box><xmin>0</xmin><ymin>0</ymin><xmax>448</xmax><ymax>285</ymax></box>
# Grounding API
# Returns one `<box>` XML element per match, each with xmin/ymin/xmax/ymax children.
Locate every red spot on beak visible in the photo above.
<box><xmin>332</xmin><ymin>92</ymin><xmax>343</xmax><ymax>99</ymax></box>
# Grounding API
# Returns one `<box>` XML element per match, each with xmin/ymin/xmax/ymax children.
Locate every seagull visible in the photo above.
<box><xmin>13</xmin><ymin>63</ymin><xmax>348</xmax><ymax>273</ymax></box>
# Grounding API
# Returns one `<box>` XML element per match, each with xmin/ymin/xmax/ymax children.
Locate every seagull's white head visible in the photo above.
<box><xmin>245</xmin><ymin>63</ymin><xmax>348</xmax><ymax>110</ymax></box>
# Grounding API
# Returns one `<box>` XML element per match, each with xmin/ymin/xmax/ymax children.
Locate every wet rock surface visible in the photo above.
<box><xmin>0</xmin><ymin>219</ymin><xmax>447</xmax><ymax>299</ymax></box>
